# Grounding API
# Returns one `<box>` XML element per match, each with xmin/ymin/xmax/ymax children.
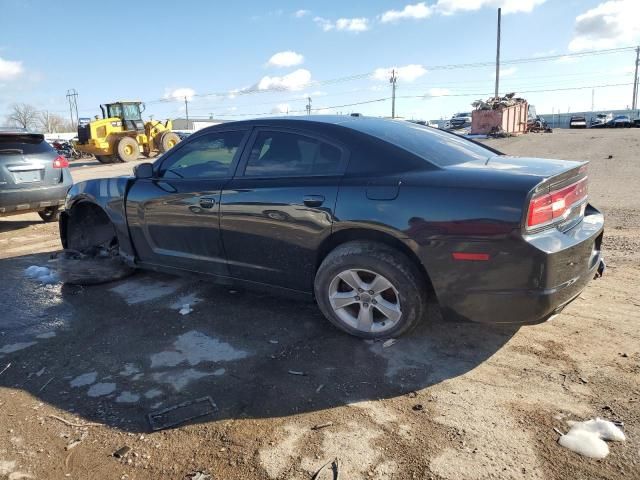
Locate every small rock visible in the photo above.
<box><xmin>412</xmin><ymin>404</ymin><xmax>424</xmax><ymax>411</ymax></box>
<box><xmin>113</xmin><ymin>446</ymin><xmax>131</xmax><ymax>458</ymax></box>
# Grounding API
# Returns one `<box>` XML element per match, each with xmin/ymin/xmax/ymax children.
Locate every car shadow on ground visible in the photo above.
<box><xmin>0</xmin><ymin>251</ymin><xmax>519</xmax><ymax>433</ymax></box>
<box><xmin>0</xmin><ymin>218</ymin><xmax>42</xmax><ymax>233</ymax></box>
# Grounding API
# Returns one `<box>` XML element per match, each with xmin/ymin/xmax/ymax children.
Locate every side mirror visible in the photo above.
<box><xmin>134</xmin><ymin>162</ymin><xmax>154</xmax><ymax>179</ymax></box>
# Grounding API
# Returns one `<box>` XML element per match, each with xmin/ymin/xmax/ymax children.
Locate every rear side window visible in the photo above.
<box><xmin>351</xmin><ymin>121</ymin><xmax>494</xmax><ymax>167</ymax></box>
<box><xmin>0</xmin><ymin>135</ymin><xmax>54</xmax><ymax>155</ymax></box>
<box><xmin>244</xmin><ymin>131</ymin><xmax>342</xmax><ymax>177</ymax></box>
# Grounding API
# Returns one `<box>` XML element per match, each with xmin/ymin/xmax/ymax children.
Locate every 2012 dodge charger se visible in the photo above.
<box><xmin>59</xmin><ymin>116</ymin><xmax>605</xmax><ymax>338</ymax></box>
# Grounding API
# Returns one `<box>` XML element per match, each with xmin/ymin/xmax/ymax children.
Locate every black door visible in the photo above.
<box><xmin>220</xmin><ymin>128</ymin><xmax>347</xmax><ymax>291</ymax></box>
<box><xmin>126</xmin><ymin>128</ymin><xmax>249</xmax><ymax>276</ymax></box>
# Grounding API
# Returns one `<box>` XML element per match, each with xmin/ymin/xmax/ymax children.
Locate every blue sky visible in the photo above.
<box><xmin>1</xmin><ymin>0</ymin><xmax>638</xmax><ymax>124</ymax></box>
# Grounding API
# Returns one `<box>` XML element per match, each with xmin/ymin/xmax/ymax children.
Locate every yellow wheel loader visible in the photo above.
<box><xmin>74</xmin><ymin>101</ymin><xmax>180</xmax><ymax>164</ymax></box>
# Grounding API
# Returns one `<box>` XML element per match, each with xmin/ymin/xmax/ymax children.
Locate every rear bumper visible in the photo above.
<box><xmin>0</xmin><ymin>177</ymin><xmax>72</xmax><ymax>215</ymax></box>
<box><xmin>439</xmin><ymin>205</ymin><xmax>605</xmax><ymax>325</ymax></box>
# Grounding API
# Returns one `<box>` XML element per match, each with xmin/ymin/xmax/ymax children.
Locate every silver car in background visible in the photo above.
<box><xmin>0</xmin><ymin>128</ymin><xmax>73</xmax><ymax>222</ymax></box>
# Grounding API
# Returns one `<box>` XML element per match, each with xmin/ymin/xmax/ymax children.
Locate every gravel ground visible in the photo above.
<box><xmin>0</xmin><ymin>129</ymin><xmax>638</xmax><ymax>480</ymax></box>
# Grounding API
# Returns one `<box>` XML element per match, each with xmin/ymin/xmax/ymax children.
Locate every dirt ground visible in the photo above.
<box><xmin>0</xmin><ymin>129</ymin><xmax>638</xmax><ymax>480</ymax></box>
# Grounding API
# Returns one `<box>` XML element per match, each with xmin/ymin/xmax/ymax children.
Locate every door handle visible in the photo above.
<box><xmin>303</xmin><ymin>195</ymin><xmax>325</xmax><ymax>207</ymax></box>
<box><xmin>199</xmin><ymin>197</ymin><xmax>216</xmax><ymax>209</ymax></box>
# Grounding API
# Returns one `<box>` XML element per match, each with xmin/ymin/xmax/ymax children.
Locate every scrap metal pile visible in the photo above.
<box><xmin>472</xmin><ymin>92</ymin><xmax>527</xmax><ymax>111</ymax></box>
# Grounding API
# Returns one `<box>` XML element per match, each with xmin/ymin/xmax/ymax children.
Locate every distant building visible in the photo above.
<box><xmin>172</xmin><ymin>117</ymin><xmax>227</xmax><ymax>131</ymax></box>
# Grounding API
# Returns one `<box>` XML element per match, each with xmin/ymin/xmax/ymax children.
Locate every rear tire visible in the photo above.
<box><xmin>38</xmin><ymin>206</ymin><xmax>60</xmax><ymax>223</ymax></box>
<box><xmin>314</xmin><ymin>241</ymin><xmax>428</xmax><ymax>339</ymax></box>
<box><xmin>116</xmin><ymin>137</ymin><xmax>140</xmax><ymax>162</ymax></box>
<box><xmin>157</xmin><ymin>131</ymin><xmax>180</xmax><ymax>153</ymax></box>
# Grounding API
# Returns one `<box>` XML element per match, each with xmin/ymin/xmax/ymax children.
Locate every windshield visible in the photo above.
<box><xmin>107</xmin><ymin>104</ymin><xmax>123</xmax><ymax>119</ymax></box>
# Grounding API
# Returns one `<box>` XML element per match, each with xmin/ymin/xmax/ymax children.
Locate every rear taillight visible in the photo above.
<box><xmin>526</xmin><ymin>177</ymin><xmax>588</xmax><ymax>230</ymax></box>
<box><xmin>53</xmin><ymin>155</ymin><xmax>69</xmax><ymax>168</ymax></box>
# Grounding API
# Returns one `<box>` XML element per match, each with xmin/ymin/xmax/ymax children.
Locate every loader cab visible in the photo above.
<box><xmin>101</xmin><ymin>102</ymin><xmax>146</xmax><ymax>131</ymax></box>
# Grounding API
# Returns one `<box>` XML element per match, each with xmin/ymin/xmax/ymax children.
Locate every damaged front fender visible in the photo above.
<box><xmin>60</xmin><ymin>177</ymin><xmax>136</xmax><ymax>264</ymax></box>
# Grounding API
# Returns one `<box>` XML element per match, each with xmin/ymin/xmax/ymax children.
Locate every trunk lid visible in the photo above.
<box><xmin>0</xmin><ymin>133</ymin><xmax>61</xmax><ymax>189</ymax></box>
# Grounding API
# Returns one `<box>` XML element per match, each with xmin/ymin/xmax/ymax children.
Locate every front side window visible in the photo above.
<box><xmin>160</xmin><ymin>130</ymin><xmax>245</xmax><ymax>179</ymax></box>
<box><xmin>107</xmin><ymin>104</ymin><xmax>123</xmax><ymax>119</ymax></box>
<box><xmin>244</xmin><ymin>131</ymin><xmax>342</xmax><ymax>177</ymax></box>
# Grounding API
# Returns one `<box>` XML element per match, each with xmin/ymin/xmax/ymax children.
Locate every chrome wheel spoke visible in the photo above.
<box><xmin>356</xmin><ymin>305</ymin><xmax>374</xmax><ymax>332</ymax></box>
<box><xmin>373</xmin><ymin>297</ymin><xmax>402</xmax><ymax>322</ymax></box>
<box><xmin>330</xmin><ymin>291</ymin><xmax>359</xmax><ymax>309</ymax></box>
<box><xmin>368</xmin><ymin>274</ymin><xmax>393</xmax><ymax>295</ymax></box>
<box><xmin>338</xmin><ymin>270</ymin><xmax>365</xmax><ymax>291</ymax></box>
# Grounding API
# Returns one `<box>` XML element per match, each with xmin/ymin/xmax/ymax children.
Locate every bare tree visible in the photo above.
<box><xmin>37</xmin><ymin>111</ymin><xmax>68</xmax><ymax>133</ymax></box>
<box><xmin>6</xmin><ymin>103</ymin><xmax>38</xmax><ymax>129</ymax></box>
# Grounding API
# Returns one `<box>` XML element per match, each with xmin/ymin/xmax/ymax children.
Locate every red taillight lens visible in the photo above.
<box><xmin>53</xmin><ymin>155</ymin><xmax>69</xmax><ymax>168</ymax></box>
<box><xmin>527</xmin><ymin>177</ymin><xmax>588</xmax><ymax>230</ymax></box>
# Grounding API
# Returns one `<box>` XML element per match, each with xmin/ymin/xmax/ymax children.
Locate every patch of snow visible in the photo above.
<box><xmin>70</xmin><ymin>372</ymin><xmax>97</xmax><ymax>388</ymax></box>
<box><xmin>144</xmin><ymin>388</ymin><xmax>163</xmax><ymax>399</ymax></box>
<box><xmin>149</xmin><ymin>330</ymin><xmax>249</xmax><ymax>368</ymax></box>
<box><xmin>116</xmin><ymin>391</ymin><xmax>140</xmax><ymax>403</ymax></box>
<box><xmin>213</xmin><ymin>368</ymin><xmax>226</xmax><ymax>376</ymax></box>
<box><xmin>87</xmin><ymin>382</ymin><xmax>116</xmax><ymax>397</ymax></box>
<box><xmin>558</xmin><ymin>418</ymin><xmax>625</xmax><ymax>459</ymax></box>
<box><xmin>0</xmin><ymin>342</ymin><xmax>37</xmax><ymax>354</ymax></box>
<box><xmin>110</xmin><ymin>279</ymin><xmax>180</xmax><ymax>305</ymax></box>
<box><xmin>24</xmin><ymin>265</ymin><xmax>58</xmax><ymax>284</ymax></box>
<box><xmin>119</xmin><ymin>363</ymin><xmax>140</xmax><ymax>377</ymax></box>
<box><xmin>131</xmin><ymin>373</ymin><xmax>144</xmax><ymax>381</ymax></box>
<box><xmin>179</xmin><ymin>304</ymin><xmax>193</xmax><ymax>315</ymax></box>
<box><xmin>35</xmin><ymin>331</ymin><xmax>56</xmax><ymax>339</ymax></box>
<box><xmin>170</xmin><ymin>293</ymin><xmax>201</xmax><ymax>310</ymax></box>
<box><xmin>151</xmin><ymin>368</ymin><xmax>212</xmax><ymax>391</ymax></box>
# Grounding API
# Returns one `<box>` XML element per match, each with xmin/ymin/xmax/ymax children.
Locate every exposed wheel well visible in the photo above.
<box><xmin>316</xmin><ymin>228</ymin><xmax>435</xmax><ymax>296</ymax></box>
<box><xmin>61</xmin><ymin>201</ymin><xmax>118</xmax><ymax>252</ymax></box>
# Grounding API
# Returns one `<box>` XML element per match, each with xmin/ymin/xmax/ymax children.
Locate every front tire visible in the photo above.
<box><xmin>38</xmin><ymin>206</ymin><xmax>60</xmax><ymax>222</ymax></box>
<box><xmin>314</xmin><ymin>241</ymin><xmax>427</xmax><ymax>339</ymax></box>
<box><xmin>95</xmin><ymin>154</ymin><xmax>118</xmax><ymax>164</ymax></box>
<box><xmin>157</xmin><ymin>131</ymin><xmax>180</xmax><ymax>153</ymax></box>
<box><xmin>116</xmin><ymin>137</ymin><xmax>140</xmax><ymax>162</ymax></box>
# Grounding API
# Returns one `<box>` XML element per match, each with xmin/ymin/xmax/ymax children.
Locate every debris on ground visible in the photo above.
<box><xmin>311</xmin><ymin>422</ymin><xmax>334</xmax><ymax>431</ymax></box>
<box><xmin>557</xmin><ymin>418</ymin><xmax>626</xmax><ymax>459</ymax></box>
<box><xmin>179</xmin><ymin>304</ymin><xmax>193</xmax><ymax>315</ymax></box>
<box><xmin>287</xmin><ymin>370</ymin><xmax>306</xmax><ymax>376</ymax></box>
<box><xmin>0</xmin><ymin>363</ymin><xmax>11</xmax><ymax>376</ymax></box>
<box><xmin>48</xmin><ymin>414</ymin><xmax>103</xmax><ymax>428</ymax></box>
<box><xmin>311</xmin><ymin>458</ymin><xmax>340</xmax><ymax>480</ymax></box>
<box><xmin>412</xmin><ymin>404</ymin><xmax>424</xmax><ymax>412</ymax></box>
<box><xmin>24</xmin><ymin>265</ymin><xmax>59</xmax><ymax>284</ymax></box>
<box><xmin>148</xmin><ymin>396</ymin><xmax>218</xmax><ymax>431</ymax></box>
<box><xmin>113</xmin><ymin>446</ymin><xmax>131</xmax><ymax>459</ymax></box>
<box><xmin>382</xmin><ymin>338</ymin><xmax>398</xmax><ymax>348</ymax></box>
<box><xmin>53</xmin><ymin>247</ymin><xmax>134</xmax><ymax>285</ymax></box>
<box><xmin>185</xmin><ymin>472</ymin><xmax>212</xmax><ymax>480</ymax></box>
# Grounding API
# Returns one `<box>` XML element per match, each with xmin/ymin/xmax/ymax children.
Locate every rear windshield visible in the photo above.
<box><xmin>0</xmin><ymin>134</ymin><xmax>53</xmax><ymax>155</ymax></box>
<box><xmin>351</xmin><ymin>120</ymin><xmax>494</xmax><ymax>167</ymax></box>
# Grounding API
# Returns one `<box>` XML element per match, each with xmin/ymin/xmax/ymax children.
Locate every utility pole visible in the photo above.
<box><xmin>306</xmin><ymin>96</ymin><xmax>312</xmax><ymax>115</ymax></box>
<box><xmin>494</xmin><ymin>8</ymin><xmax>501</xmax><ymax>99</ymax></box>
<box><xmin>390</xmin><ymin>69</ymin><xmax>397</xmax><ymax>118</ymax></box>
<box><xmin>184</xmin><ymin>96</ymin><xmax>190</xmax><ymax>128</ymax></box>
<box><xmin>65</xmin><ymin>89</ymin><xmax>79</xmax><ymax>129</ymax></box>
<box><xmin>632</xmin><ymin>46</ymin><xmax>639</xmax><ymax>111</ymax></box>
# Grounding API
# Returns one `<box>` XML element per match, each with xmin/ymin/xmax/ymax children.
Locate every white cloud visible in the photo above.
<box><xmin>163</xmin><ymin>87</ymin><xmax>196</xmax><ymax>101</ymax></box>
<box><xmin>294</xmin><ymin>9</ymin><xmax>310</xmax><ymax>18</ymax></box>
<box><xmin>257</xmin><ymin>69</ymin><xmax>312</xmax><ymax>91</ymax></box>
<box><xmin>0</xmin><ymin>57</ymin><xmax>23</xmax><ymax>80</ymax></box>
<box><xmin>436</xmin><ymin>0</ymin><xmax>546</xmax><ymax>15</ymax></box>
<box><xmin>427</xmin><ymin>87</ymin><xmax>450</xmax><ymax>97</ymax></box>
<box><xmin>271</xmin><ymin>103</ymin><xmax>291</xmax><ymax>114</ymax></box>
<box><xmin>499</xmin><ymin>66</ymin><xmax>517</xmax><ymax>77</ymax></box>
<box><xmin>314</xmin><ymin>16</ymin><xmax>370</xmax><ymax>32</ymax></box>
<box><xmin>267</xmin><ymin>51</ymin><xmax>304</xmax><ymax>68</ymax></box>
<box><xmin>373</xmin><ymin>64</ymin><xmax>427</xmax><ymax>82</ymax></box>
<box><xmin>381</xmin><ymin>3</ymin><xmax>433</xmax><ymax>23</ymax></box>
<box><xmin>568</xmin><ymin>0</ymin><xmax>640</xmax><ymax>51</ymax></box>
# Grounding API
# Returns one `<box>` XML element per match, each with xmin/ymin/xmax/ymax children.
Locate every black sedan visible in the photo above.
<box><xmin>59</xmin><ymin>116</ymin><xmax>605</xmax><ymax>338</ymax></box>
